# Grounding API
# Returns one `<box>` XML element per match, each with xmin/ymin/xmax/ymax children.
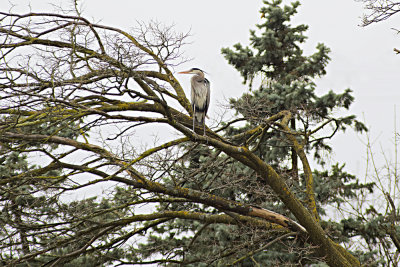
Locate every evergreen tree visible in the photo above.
<box><xmin>136</xmin><ymin>1</ymin><xmax>377</xmax><ymax>266</ymax></box>
<box><xmin>221</xmin><ymin>0</ymin><xmax>366</xmax><ymax>166</ymax></box>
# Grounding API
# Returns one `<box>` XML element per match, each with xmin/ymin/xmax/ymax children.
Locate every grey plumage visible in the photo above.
<box><xmin>178</xmin><ymin>68</ymin><xmax>210</xmax><ymax>135</ymax></box>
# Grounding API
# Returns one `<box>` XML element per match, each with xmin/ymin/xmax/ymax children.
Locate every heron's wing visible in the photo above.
<box><xmin>204</xmin><ymin>78</ymin><xmax>210</xmax><ymax>116</ymax></box>
<box><xmin>191</xmin><ymin>77</ymin><xmax>210</xmax><ymax>113</ymax></box>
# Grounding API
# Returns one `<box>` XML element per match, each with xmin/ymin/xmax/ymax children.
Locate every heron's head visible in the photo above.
<box><xmin>178</xmin><ymin>68</ymin><xmax>204</xmax><ymax>76</ymax></box>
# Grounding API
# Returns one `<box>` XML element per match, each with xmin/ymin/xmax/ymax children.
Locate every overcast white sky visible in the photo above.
<box><xmin>6</xmin><ymin>0</ymin><xmax>400</xmax><ymax>177</ymax></box>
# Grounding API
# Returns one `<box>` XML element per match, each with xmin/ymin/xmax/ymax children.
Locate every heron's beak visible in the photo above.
<box><xmin>178</xmin><ymin>70</ymin><xmax>191</xmax><ymax>74</ymax></box>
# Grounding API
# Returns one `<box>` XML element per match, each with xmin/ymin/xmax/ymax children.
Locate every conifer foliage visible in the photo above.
<box><xmin>221</xmin><ymin>0</ymin><xmax>366</xmax><ymax>165</ymax></box>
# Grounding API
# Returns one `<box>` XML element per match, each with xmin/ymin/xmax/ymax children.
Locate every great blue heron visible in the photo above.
<box><xmin>178</xmin><ymin>68</ymin><xmax>210</xmax><ymax>135</ymax></box>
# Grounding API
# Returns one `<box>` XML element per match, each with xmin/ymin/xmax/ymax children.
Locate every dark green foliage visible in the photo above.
<box><xmin>222</xmin><ymin>0</ymin><xmax>366</xmax><ymax>166</ymax></box>
<box><xmin>313</xmin><ymin>164</ymin><xmax>374</xmax><ymax>208</ymax></box>
<box><xmin>221</xmin><ymin>1</ymin><xmax>328</xmax><ymax>87</ymax></box>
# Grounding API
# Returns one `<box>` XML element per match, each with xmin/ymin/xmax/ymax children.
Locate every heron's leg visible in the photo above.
<box><xmin>203</xmin><ymin>113</ymin><xmax>206</xmax><ymax>136</ymax></box>
<box><xmin>203</xmin><ymin>112</ymin><xmax>208</xmax><ymax>144</ymax></box>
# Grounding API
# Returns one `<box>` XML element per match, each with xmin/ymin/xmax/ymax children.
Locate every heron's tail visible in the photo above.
<box><xmin>194</xmin><ymin>111</ymin><xmax>205</xmax><ymax>125</ymax></box>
